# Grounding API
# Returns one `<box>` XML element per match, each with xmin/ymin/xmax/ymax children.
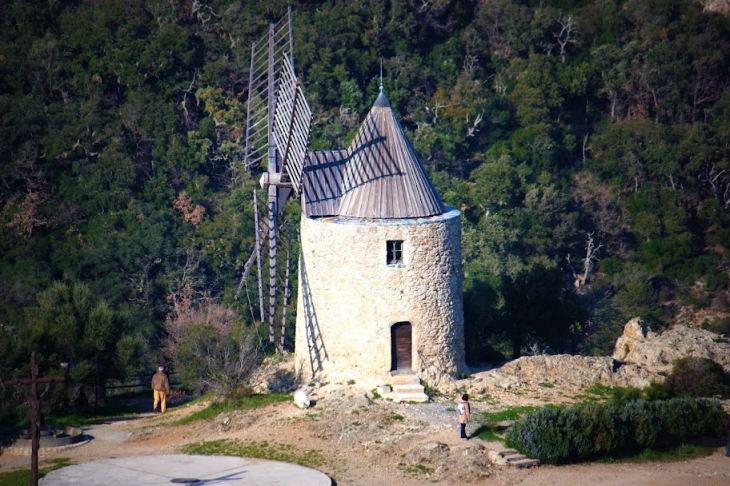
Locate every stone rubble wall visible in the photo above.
<box><xmin>461</xmin><ymin>318</ymin><xmax>730</xmax><ymax>395</ymax></box>
<box><xmin>478</xmin><ymin>355</ymin><xmax>662</xmax><ymax>389</ymax></box>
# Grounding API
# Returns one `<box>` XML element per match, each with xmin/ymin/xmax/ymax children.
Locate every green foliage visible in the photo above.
<box><xmin>181</xmin><ymin>439</ymin><xmax>326</xmax><ymax>469</ymax></box>
<box><xmin>610</xmin><ymin>386</ymin><xmax>643</xmax><ymax>403</ymax></box>
<box><xmin>702</xmin><ymin>316</ymin><xmax>730</xmax><ymax>336</ymax></box>
<box><xmin>475</xmin><ymin>405</ymin><xmax>543</xmax><ymax>442</ymax></box>
<box><xmin>474</xmin><ymin>406</ymin><xmax>538</xmax><ymax>442</ymax></box>
<box><xmin>0</xmin><ymin>458</ymin><xmax>72</xmax><ymax>486</ymax></box>
<box><xmin>176</xmin><ymin>394</ymin><xmax>291</xmax><ymax>425</ymax></box>
<box><xmin>502</xmin><ymin>265</ymin><xmax>587</xmax><ymax>358</ymax></box>
<box><xmin>665</xmin><ymin>357</ymin><xmax>730</xmax><ymax>398</ymax></box>
<box><xmin>46</xmin><ymin>402</ymin><xmax>139</xmax><ymax>427</ymax></box>
<box><xmin>600</xmin><ymin>443</ymin><xmax>715</xmax><ymax>463</ymax></box>
<box><xmin>505</xmin><ymin>398</ymin><xmax>726</xmax><ymax>464</ymax></box>
<box><xmin>2</xmin><ymin>0</ymin><xmax>730</xmax><ymax>409</ymax></box>
<box><xmin>641</xmin><ymin>381</ymin><xmax>673</xmax><ymax>401</ymax></box>
<box><xmin>167</xmin><ymin>313</ymin><xmax>261</xmax><ymax>396</ymax></box>
<box><xmin>584</xmin><ymin>383</ymin><xmax>613</xmax><ymax>398</ymax></box>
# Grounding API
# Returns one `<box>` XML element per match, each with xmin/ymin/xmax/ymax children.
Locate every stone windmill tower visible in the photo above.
<box><xmin>241</xmin><ymin>10</ymin><xmax>466</xmax><ymax>393</ymax></box>
<box><xmin>294</xmin><ymin>86</ymin><xmax>467</xmax><ymax>390</ymax></box>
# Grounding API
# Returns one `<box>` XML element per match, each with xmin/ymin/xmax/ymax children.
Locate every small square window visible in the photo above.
<box><xmin>387</xmin><ymin>240</ymin><xmax>403</xmax><ymax>265</ymax></box>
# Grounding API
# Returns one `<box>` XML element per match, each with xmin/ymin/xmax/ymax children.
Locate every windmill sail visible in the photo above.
<box><xmin>272</xmin><ymin>53</ymin><xmax>312</xmax><ymax>195</ymax></box>
<box><xmin>243</xmin><ymin>10</ymin><xmax>294</xmax><ymax>170</ymax></box>
<box><xmin>238</xmin><ymin>7</ymin><xmax>312</xmax><ymax>352</ymax></box>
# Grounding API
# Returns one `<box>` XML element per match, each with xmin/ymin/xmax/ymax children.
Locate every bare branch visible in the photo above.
<box><xmin>465</xmin><ymin>112</ymin><xmax>483</xmax><ymax>138</ymax></box>
<box><xmin>552</xmin><ymin>14</ymin><xmax>580</xmax><ymax>63</ymax></box>
<box><xmin>567</xmin><ymin>233</ymin><xmax>603</xmax><ymax>290</ymax></box>
<box><xmin>581</xmin><ymin>232</ymin><xmax>603</xmax><ymax>286</ymax></box>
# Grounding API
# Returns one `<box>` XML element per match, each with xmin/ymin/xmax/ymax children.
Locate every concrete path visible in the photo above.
<box><xmin>40</xmin><ymin>454</ymin><xmax>332</xmax><ymax>485</ymax></box>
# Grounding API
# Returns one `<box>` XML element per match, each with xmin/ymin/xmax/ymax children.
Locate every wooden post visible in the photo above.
<box><xmin>268</xmin><ymin>187</ymin><xmax>278</xmax><ymax>344</ymax></box>
<box><xmin>266</xmin><ymin>20</ymin><xmax>278</xmax><ymax>346</ymax></box>
<box><xmin>254</xmin><ymin>189</ymin><xmax>266</xmax><ymax>323</ymax></box>
<box><xmin>280</xmin><ymin>226</ymin><xmax>292</xmax><ymax>352</ymax></box>
<box><xmin>2</xmin><ymin>352</ymin><xmax>66</xmax><ymax>486</ymax></box>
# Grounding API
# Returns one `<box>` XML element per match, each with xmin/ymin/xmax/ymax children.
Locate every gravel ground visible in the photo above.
<box><xmin>2</xmin><ymin>380</ymin><xmax>730</xmax><ymax>486</ymax></box>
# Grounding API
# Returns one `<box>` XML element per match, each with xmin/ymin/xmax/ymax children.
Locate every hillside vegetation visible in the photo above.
<box><xmin>1</xmin><ymin>0</ymin><xmax>729</xmax><ymax>419</ymax></box>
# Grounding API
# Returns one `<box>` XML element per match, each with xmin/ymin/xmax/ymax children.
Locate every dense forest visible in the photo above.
<box><xmin>1</xmin><ymin>0</ymin><xmax>730</xmax><ymax>416</ymax></box>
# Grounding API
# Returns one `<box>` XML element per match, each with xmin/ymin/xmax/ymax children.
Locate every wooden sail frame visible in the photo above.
<box><xmin>240</xmin><ymin>7</ymin><xmax>312</xmax><ymax>352</ymax></box>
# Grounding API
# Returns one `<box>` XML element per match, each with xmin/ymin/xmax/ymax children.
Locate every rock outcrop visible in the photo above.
<box><xmin>698</xmin><ymin>0</ymin><xmax>730</xmax><ymax>14</ymax></box>
<box><xmin>472</xmin><ymin>355</ymin><xmax>661</xmax><ymax>390</ymax></box>
<box><xmin>463</xmin><ymin>318</ymin><xmax>730</xmax><ymax>393</ymax></box>
<box><xmin>613</xmin><ymin>317</ymin><xmax>730</xmax><ymax>373</ymax></box>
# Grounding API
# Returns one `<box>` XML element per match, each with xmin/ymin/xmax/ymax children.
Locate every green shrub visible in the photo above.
<box><xmin>611</xmin><ymin>386</ymin><xmax>642</xmax><ymax>403</ymax></box>
<box><xmin>657</xmin><ymin>397</ymin><xmax>726</xmax><ymax>439</ymax></box>
<box><xmin>705</xmin><ymin>271</ymin><xmax>728</xmax><ymax>291</ymax></box>
<box><xmin>666</xmin><ymin>357</ymin><xmax>730</xmax><ymax>398</ymax></box>
<box><xmin>620</xmin><ymin>400</ymin><xmax>662</xmax><ymax>448</ymax></box>
<box><xmin>505</xmin><ymin>398</ymin><xmax>726</xmax><ymax>464</ymax></box>
<box><xmin>599</xmin><ymin>256</ymin><xmax>624</xmax><ymax>276</ymax></box>
<box><xmin>642</xmin><ymin>381</ymin><xmax>673</xmax><ymax>401</ymax></box>
<box><xmin>701</xmin><ymin>316</ymin><xmax>730</xmax><ymax>336</ymax></box>
<box><xmin>475</xmin><ymin>405</ymin><xmax>543</xmax><ymax>442</ymax></box>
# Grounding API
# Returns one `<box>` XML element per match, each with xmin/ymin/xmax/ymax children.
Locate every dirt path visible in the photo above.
<box><xmin>2</xmin><ymin>388</ymin><xmax>729</xmax><ymax>486</ymax></box>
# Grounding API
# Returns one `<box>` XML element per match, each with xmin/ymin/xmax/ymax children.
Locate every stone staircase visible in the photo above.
<box><xmin>389</xmin><ymin>374</ymin><xmax>429</xmax><ymax>403</ymax></box>
<box><xmin>487</xmin><ymin>449</ymin><xmax>540</xmax><ymax>468</ymax></box>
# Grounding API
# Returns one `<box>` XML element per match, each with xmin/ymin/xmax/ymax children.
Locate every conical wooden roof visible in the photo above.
<box><xmin>336</xmin><ymin>91</ymin><xmax>444</xmax><ymax>219</ymax></box>
<box><xmin>301</xmin><ymin>150</ymin><xmax>348</xmax><ymax>217</ymax></box>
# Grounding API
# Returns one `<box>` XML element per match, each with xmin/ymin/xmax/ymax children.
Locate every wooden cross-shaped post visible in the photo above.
<box><xmin>2</xmin><ymin>351</ymin><xmax>66</xmax><ymax>486</ymax></box>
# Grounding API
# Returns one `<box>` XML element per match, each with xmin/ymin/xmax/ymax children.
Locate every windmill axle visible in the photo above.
<box><xmin>259</xmin><ymin>172</ymin><xmax>292</xmax><ymax>190</ymax></box>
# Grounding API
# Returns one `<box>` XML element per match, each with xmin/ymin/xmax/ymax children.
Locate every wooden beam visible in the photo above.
<box><xmin>268</xmin><ymin>185</ymin><xmax>278</xmax><ymax>344</ymax></box>
<box><xmin>280</xmin><ymin>226</ymin><xmax>292</xmax><ymax>352</ymax></box>
<box><xmin>254</xmin><ymin>189</ymin><xmax>266</xmax><ymax>323</ymax></box>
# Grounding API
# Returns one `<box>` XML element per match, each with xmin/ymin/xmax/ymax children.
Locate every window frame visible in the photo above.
<box><xmin>386</xmin><ymin>240</ymin><xmax>404</xmax><ymax>265</ymax></box>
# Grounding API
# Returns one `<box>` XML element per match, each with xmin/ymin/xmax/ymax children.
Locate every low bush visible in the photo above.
<box><xmin>665</xmin><ymin>357</ymin><xmax>730</xmax><ymax>398</ymax></box>
<box><xmin>609</xmin><ymin>357</ymin><xmax>729</xmax><ymax>403</ymax></box>
<box><xmin>474</xmin><ymin>405</ymin><xmax>543</xmax><ymax>442</ymax></box>
<box><xmin>505</xmin><ymin>398</ymin><xmax>727</xmax><ymax>464</ymax></box>
<box><xmin>611</xmin><ymin>386</ymin><xmax>642</xmax><ymax>403</ymax></box>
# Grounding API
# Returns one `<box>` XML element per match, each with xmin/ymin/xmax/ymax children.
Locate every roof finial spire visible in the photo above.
<box><xmin>379</xmin><ymin>60</ymin><xmax>384</xmax><ymax>93</ymax></box>
<box><xmin>373</xmin><ymin>60</ymin><xmax>390</xmax><ymax>108</ymax></box>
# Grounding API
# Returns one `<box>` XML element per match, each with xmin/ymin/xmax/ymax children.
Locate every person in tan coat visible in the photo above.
<box><xmin>151</xmin><ymin>366</ymin><xmax>170</xmax><ymax>413</ymax></box>
<box><xmin>457</xmin><ymin>393</ymin><xmax>471</xmax><ymax>440</ymax></box>
<box><xmin>725</xmin><ymin>414</ymin><xmax>730</xmax><ymax>457</ymax></box>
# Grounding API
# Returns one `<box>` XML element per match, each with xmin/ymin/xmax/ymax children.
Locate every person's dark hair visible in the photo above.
<box><xmin>461</xmin><ymin>394</ymin><xmax>469</xmax><ymax>401</ymax></box>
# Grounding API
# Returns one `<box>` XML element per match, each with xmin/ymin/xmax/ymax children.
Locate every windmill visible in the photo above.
<box><xmin>236</xmin><ymin>7</ymin><xmax>312</xmax><ymax>351</ymax></box>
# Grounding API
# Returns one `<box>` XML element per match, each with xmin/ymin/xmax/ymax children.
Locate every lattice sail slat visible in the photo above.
<box><xmin>243</xmin><ymin>10</ymin><xmax>295</xmax><ymax>170</ymax></box>
<box><xmin>272</xmin><ymin>53</ymin><xmax>312</xmax><ymax>196</ymax></box>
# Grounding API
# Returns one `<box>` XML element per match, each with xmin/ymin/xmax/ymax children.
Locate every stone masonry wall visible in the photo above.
<box><xmin>295</xmin><ymin>208</ymin><xmax>467</xmax><ymax>387</ymax></box>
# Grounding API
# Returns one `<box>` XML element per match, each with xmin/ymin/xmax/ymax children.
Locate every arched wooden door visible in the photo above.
<box><xmin>390</xmin><ymin>322</ymin><xmax>412</xmax><ymax>371</ymax></box>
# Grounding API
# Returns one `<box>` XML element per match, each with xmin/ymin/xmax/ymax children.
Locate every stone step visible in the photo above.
<box><xmin>391</xmin><ymin>379</ymin><xmax>429</xmax><ymax>402</ymax></box>
<box><xmin>487</xmin><ymin>449</ymin><xmax>539</xmax><ymax>468</ymax></box>
<box><xmin>392</xmin><ymin>392</ymin><xmax>429</xmax><ymax>403</ymax></box>
<box><xmin>510</xmin><ymin>458</ymin><xmax>540</xmax><ymax>469</ymax></box>
<box><xmin>394</xmin><ymin>390</ymin><xmax>429</xmax><ymax>396</ymax></box>
<box><xmin>392</xmin><ymin>384</ymin><xmax>424</xmax><ymax>394</ymax></box>
<box><xmin>494</xmin><ymin>448</ymin><xmax>518</xmax><ymax>457</ymax></box>
<box><xmin>502</xmin><ymin>453</ymin><xmax>527</xmax><ymax>461</ymax></box>
<box><xmin>390</xmin><ymin>374</ymin><xmax>421</xmax><ymax>386</ymax></box>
